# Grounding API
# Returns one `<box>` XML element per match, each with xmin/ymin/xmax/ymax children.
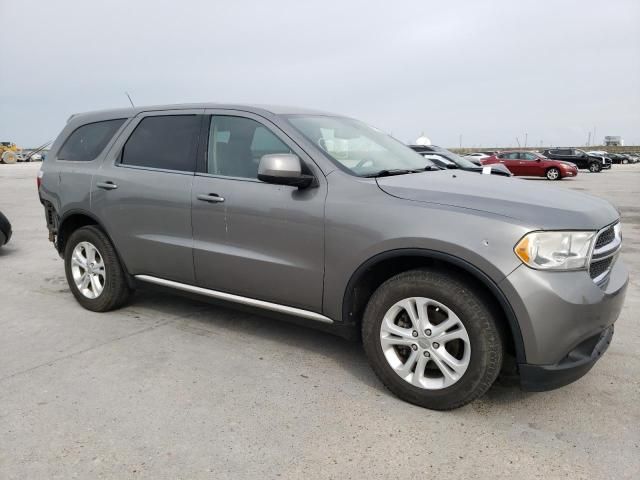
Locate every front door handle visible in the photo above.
<box><xmin>96</xmin><ymin>181</ymin><xmax>118</xmax><ymax>190</ymax></box>
<box><xmin>197</xmin><ymin>193</ymin><xmax>225</xmax><ymax>203</ymax></box>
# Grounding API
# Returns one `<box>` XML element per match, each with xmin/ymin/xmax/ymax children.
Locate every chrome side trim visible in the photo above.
<box><xmin>135</xmin><ymin>275</ymin><xmax>334</xmax><ymax>324</ymax></box>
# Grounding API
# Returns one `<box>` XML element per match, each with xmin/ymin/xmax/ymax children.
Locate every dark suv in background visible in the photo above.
<box><xmin>543</xmin><ymin>148</ymin><xmax>611</xmax><ymax>172</ymax></box>
<box><xmin>38</xmin><ymin>104</ymin><xmax>628</xmax><ymax>410</ymax></box>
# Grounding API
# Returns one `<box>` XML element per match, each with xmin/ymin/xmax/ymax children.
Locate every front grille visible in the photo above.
<box><xmin>595</xmin><ymin>226</ymin><xmax>615</xmax><ymax>249</ymax></box>
<box><xmin>589</xmin><ymin>222</ymin><xmax>621</xmax><ymax>284</ymax></box>
<box><xmin>590</xmin><ymin>257</ymin><xmax>613</xmax><ymax>279</ymax></box>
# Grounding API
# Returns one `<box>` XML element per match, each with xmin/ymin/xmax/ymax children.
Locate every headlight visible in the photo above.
<box><xmin>514</xmin><ymin>231</ymin><xmax>595</xmax><ymax>270</ymax></box>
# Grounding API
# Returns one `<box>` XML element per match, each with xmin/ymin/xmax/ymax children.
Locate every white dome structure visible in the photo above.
<box><xmin>414</xmin><ymin>134</ymin><xmax>431</xmax><ymax>146</ymax></box>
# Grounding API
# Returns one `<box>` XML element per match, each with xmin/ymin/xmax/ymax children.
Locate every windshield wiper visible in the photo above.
<box><xmin>363</xmin><ymin>169</ymin><xmax>415</xmax><ymax>178</ymax></box>
<box><xmin>363</xmin><ymin>166</ymin><xmax>440</xmax><ymax>178</ymax></box>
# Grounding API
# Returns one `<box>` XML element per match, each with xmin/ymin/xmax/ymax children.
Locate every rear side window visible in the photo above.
<box><xmin>121</xmin><ymin>115</ymin><xmax>201</xmax><ymax>172</ymax></box>
<box><xmin>58</xmin><ymin>119</ymin><xmax>125</xmax><ymax>161</ymax></box>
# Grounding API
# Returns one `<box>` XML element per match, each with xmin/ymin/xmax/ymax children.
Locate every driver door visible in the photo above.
<box><xmin>499</xmin><ymin>152</ymin><xmax>523</xmax><ymax>175</ymax></box>
<box><xmin>191</xmin><ymin>111</ymin><xmax>326</xmax><ymax>312</ymax></box>
<box><xmin>518</xmin><ymin>152</ymin><xmax>542</xmax><ymax>176</ymax></box>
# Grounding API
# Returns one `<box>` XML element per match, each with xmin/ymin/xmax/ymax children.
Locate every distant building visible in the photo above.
<box><xmin>604</xmin><ymin>136</ymin><xmax>623</xmax><ymax>146</ymax></box>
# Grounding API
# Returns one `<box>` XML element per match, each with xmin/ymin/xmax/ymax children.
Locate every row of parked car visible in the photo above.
<box><xmin>586</xmin><ymin>151</ymin><xmax>640</xmax><ymax>164</ymax></box>
<box><xmin>410</xmin><ymin>146</ymin><xmax>638</xmax><ymax>181</ymax></box>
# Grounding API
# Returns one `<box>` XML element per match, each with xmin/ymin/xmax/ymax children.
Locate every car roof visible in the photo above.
<box><xmin>66</xmin><ymin>103</ymin><xmax>337</xmax><ymax>124</ymax></box>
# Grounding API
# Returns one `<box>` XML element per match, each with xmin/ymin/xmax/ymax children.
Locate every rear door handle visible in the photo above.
<box><xmin>197</xmin><ymin>193</ymin><xmax>225</xmax><ymax>203</ymax></box>
<box><xmin>96</xmin><ymin>181</ymin><xmax>118</xmax><ymax>190</ymax></box>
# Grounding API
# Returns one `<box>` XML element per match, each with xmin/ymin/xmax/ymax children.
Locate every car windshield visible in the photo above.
<box><xmin>285</xmin><ymin>115</ymin><xmax>434</xmax><ymax>177</ymax></box>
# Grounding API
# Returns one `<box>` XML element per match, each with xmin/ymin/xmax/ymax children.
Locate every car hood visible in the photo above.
<box><xmin>376</xmin><ymin>171</ymin><xmax>619</xmax><ymax>230</ymax></box>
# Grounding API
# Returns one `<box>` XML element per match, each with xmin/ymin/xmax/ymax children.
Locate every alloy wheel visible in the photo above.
<box><xmin>546</xmin><ymin>168</ymin><xmax>560</xmax><ymax>180</ymax></box>
<box><xmin>70</xmin><ymin>241</ymin><xmax>106</xmax><ymax>299</ymax></box>
<box><xmin>379</xmin><ymin>297</ymin><xmax>471</xmax><ymax>390</ymax></box>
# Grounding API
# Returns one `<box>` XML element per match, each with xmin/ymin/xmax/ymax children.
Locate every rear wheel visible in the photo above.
<box><xmin>64</xmin><ymin>226</ymin><xmax>131</xmax><ymax>311</ymax></box>
<box><xmin>362</xmin><ymin>269</ymin><xmax>503</xmax><ymax>410</ymax></box>
<box><xmin>589</xmin><ymin>162</ymin><xmax>602</xmax><ymax>173</ymax></box>
<box><xmin>546</xmin><ymin>167</ymin><xmax>560</xmax><ymax>180</ymax></box>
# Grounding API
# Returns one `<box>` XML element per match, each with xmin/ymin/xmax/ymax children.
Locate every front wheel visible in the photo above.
<box><xmin>361</xmin><ymin>269</ymin><xmax>503</xmax><ymax>410</ymax></box>
<box><xmin>589</xmin><ymin>162</ymin><xmax>602</xmax><ymax>173</ymax></box>
<box><xmin>546</xmin><ymin>167</ymin><xmax>561</xmax><ymax>180</ymax></box>
<box><xmin>1</xmin><ymin>151</ymin><xmax>18</xmax><ymax>164</ymax></box>
<box><xmin>64</xmin><ymin>226</ymin><xmax>131</xmax><ymax>311</ymax></box>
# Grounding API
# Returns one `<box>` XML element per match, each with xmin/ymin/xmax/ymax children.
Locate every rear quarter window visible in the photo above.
<box><xmin>58</xmin><ymin>119</ymin><xmax>126</xmax><ymax>161</ymax></box>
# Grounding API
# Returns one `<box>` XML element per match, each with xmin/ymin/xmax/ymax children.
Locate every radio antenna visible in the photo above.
<box><xmin>125</xmin><ymin>91</ymin><xmax>135</xmax><ymax>108</ymax></box>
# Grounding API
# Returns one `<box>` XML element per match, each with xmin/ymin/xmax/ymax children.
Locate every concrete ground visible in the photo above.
<box><xmin>1</xmin><ymin>162</ymin><xmax>638</xmax><ymax>479</ymax></box>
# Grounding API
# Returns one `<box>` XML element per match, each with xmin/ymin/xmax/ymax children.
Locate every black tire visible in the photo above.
<box><xmin>362</xmin><ymin>269</ymin><xmax>503</xmax><ymax>410</ymax></box>
<box><xmin>64</xmin><ymin>225</ymin><xmax>131</xmax><ymax>312</ymax></box>
<box><xmin>588</xmin><ymin>162</ymin><xmax>601</xmax><ymax>173</ymax></box>
<box><xmin>545</xmin><ymin>167</ymin><xmax>561</xmax><ymax>180</ymax></box>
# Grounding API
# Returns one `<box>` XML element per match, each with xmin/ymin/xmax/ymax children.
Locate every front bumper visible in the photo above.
<box><xmin>499</xmin><ymin>258</ymin><xmax>628</xmax><ymax>390</ymax></box>
<box><xmin>519</xmin><ymin>325</ymin><xmax>613</xmax><ymax>391</ymax></box>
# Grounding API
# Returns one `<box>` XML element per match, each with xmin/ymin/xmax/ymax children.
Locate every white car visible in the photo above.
<box><xmin>463</xmin><ymin>152</ymin><xmax>492</xmax><ymax>164</ymax></box>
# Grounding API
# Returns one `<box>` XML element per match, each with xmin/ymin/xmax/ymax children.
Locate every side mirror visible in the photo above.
<box><xmin>258</xmin><ymin>154</ymin><xmax>314</xmax><ymax>189</ymax></box>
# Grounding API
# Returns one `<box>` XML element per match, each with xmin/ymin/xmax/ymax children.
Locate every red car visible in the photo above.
<box><xmin>481</xmin><ymin>151</ymin><xmax>578</xmax><ymax>180</ymax></box>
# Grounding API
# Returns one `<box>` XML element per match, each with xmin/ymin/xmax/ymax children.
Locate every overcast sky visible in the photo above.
<box><xmin>1</xmin><ymin>0</ymin><xmax>638</xmax><ymax>148</ymax></box>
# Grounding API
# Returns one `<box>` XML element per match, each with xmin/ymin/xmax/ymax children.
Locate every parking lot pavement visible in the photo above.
<box><xmin>1</xmin><ymin>163</ymin><xmax>638</xmax><ymax>479</ymax></box>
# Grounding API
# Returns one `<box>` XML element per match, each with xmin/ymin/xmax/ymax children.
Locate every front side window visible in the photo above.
<box><xmin>522</xmin><ymin>152</ymin><xmax>538</xmax><ymax>161</ymax></box>
<box><xmin>207</xmin><ymin>116</ymin><xmax>291</xmax><ymax>179</ymax></box>
<box><xmin>58</xmin><ymin>119</ymin><xmax>125</xmax><ymax>161</ymax></box>
<box><xmin>286</xmin><ymin>115</ymin><xmax>433</xmax><ymax>177</ymax></box>
<box><xmin>121</xmin><ymin>115</ymin><xmax>200</xmax><ymax>172</ymax></box>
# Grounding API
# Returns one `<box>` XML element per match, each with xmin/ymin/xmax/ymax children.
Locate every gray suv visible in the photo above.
<box><xmin>39</xmin><ymin>104</ymin><xmax>628</xmax><ymax>410</ymax></box>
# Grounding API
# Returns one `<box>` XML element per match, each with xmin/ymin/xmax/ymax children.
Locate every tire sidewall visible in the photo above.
<box><xmin>362</xmin><ymin>270</ymin><xmax>502</xmax><ymax>409</ymax></box>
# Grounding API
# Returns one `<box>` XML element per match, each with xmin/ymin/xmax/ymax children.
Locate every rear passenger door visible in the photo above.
<box><xmin>191</xmin><ymin>110</ymin><xmax>326</xmax><ymax>312</ymax></box>
<box><xmin>92</xmin><ymin>110</ymin><xmax>204</xmax><ymax>284</ymax></box>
